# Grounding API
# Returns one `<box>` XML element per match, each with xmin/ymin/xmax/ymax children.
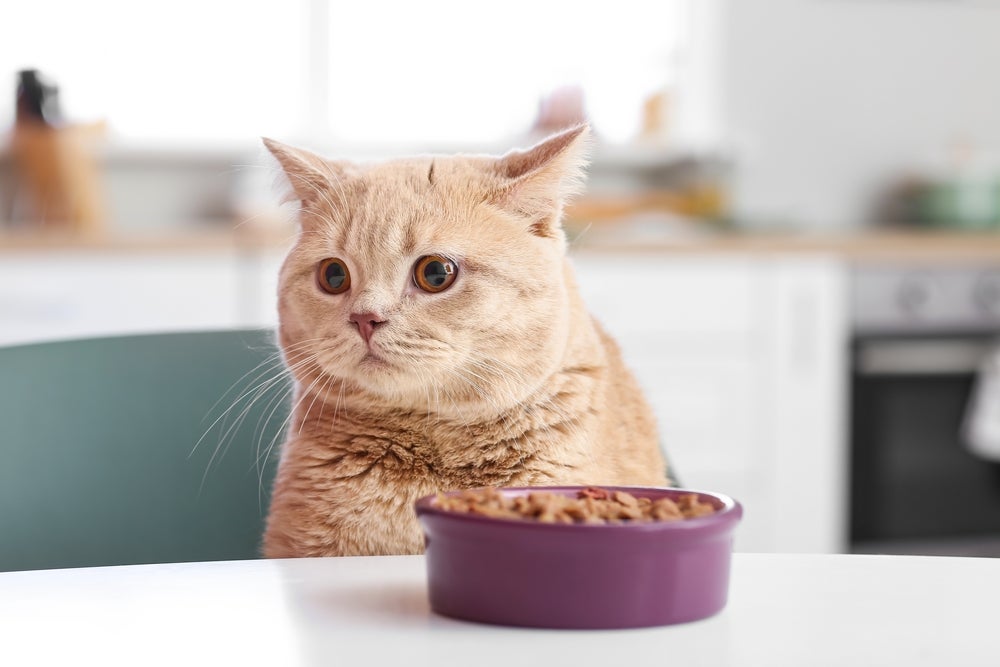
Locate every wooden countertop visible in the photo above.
<box><xmin>3</xmin><ymin>225</ymin><xmax>1000</xmax><ymax>263</ymax></box>
<box><xmin>0</xmin><ymin>225</ymin><xmax>297</xmax><ymax>254</ymax></box>
<box><xmin>569</xmin><ymin>229</ymin><xmax>1000</xmax><ymax>262</ymax></box>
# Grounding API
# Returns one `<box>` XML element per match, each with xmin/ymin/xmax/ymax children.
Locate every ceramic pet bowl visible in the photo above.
<box><xmin>414</xmin><ymin>485</ymin><xmax>743</xmax><ymax>629</ymax></box>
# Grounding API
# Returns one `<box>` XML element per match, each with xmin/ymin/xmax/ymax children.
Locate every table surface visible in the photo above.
<box><xmin>1</xmin><ymin>553</ymin><xmax>996</xmax><ymax>667</ymax></box>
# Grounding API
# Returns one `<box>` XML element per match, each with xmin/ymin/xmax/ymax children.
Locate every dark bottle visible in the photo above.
<box><xmin>16</xmin><ymin>69</ymin><xmax>61</xmax><ymax>126</ymax></box>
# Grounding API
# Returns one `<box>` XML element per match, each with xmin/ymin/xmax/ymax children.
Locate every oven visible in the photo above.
<box><xmin>849</xmin><ymin>264</ymin><xmax>1000</xmax><ymax>556</ymax></box>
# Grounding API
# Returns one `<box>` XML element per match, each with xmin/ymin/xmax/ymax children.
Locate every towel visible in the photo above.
<box><xmin>963</xmin><ymin>340</ymin><xmax>1000</xmax><ymax>462</ymax></box>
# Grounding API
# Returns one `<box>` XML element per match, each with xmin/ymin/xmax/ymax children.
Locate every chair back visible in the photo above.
<box><xmin>0</xmin><ymin>329</ymin><xmax>289</xmax><ymax>572</ymax></box>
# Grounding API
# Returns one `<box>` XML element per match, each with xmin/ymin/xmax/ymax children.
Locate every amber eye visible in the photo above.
<box><xmin>317</xmin><ymin>258</ymin><xmax>351</xmax><ymax>294</ymax></box>
<box><xmin>414</xmin><ymin>255</ymin><xmax>458</xmax><ymax>293</ymax></box>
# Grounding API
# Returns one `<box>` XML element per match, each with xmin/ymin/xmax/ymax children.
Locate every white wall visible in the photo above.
<box><xmin>720</xmin><ymin>0</ymin><xmax>1000</xmax><ymax>230</ymax></box>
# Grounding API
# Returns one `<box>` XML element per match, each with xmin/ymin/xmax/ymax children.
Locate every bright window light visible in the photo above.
<box><xmin>326</xmin><ymin>0</ymin><xmax>683</xmax><ymax>145</ymax></box>
<box><xmin>1</xmin><ymin>0</ymin><xmax>683</xmax><ymax>146</ymax></box>
<box><xmin>0</xmin><ymin>0</ymin><xmax>306</xmax><ymax>144</ymax></box>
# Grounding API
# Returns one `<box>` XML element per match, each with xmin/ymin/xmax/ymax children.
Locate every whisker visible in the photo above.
<box><xmin>195</xmin><ymin>339</ymin><xmax>332</xmax><ymax>493</ymax></box>
<box><xmin>252</xmin><ymin>363</ymin><xmax>331</xmax><ymax>490</ymax></box>
<box><xmin>206</xmin><ymin>349</ymin><xmax>320</xmax><ymax>447</ymax></box>
<box><xmin>198</xmin><ymin>358</ymin><xmax>313</xmax><ymax>493</ymax></box>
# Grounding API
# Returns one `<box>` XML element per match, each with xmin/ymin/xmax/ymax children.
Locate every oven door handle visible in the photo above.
<box><xmin>856</xmin><ymin>338</ymin><xmax>996</xmax><ymax>376</ymax></box>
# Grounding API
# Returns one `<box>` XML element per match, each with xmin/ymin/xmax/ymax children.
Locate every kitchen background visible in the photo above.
<box><xmin>2</xmin><ymin>0</ymin><xmax>1000</xmax><ymax>556</ymax></box>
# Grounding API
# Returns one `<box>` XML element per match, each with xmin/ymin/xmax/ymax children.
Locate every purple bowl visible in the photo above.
<box><xmin>414</xmin><ymin>486</ymin><xmax>742</xmax><ymax>629</ymax></box>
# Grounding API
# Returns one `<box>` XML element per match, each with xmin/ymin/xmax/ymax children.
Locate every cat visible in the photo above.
<box><xmin>261</xmin><ymin>125</ymin><xmax>669</xmax><ymax>557</ymax></box>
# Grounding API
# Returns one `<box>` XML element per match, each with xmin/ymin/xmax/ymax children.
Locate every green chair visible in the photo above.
<box><xmin>0</xmin><ymin>329</ymin><xmax>290</xmax><ymax>572</ymax></box>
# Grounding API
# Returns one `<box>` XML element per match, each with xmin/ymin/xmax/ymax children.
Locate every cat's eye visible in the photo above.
<box><xmin>317</xmin><ymin>258</ymin><xmax>351</xmax><ymax>294</ymax></box>
<box><xmin>414</xmin><ymin>255</ymin><xmax>458</xmax><ymax>293</ymax></box>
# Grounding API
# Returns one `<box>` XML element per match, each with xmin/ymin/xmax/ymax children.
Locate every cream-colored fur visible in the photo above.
<box><xmin>261</xmin><ymin>126</ymin><xmax>668</xmax><ymax>557</ymax></box>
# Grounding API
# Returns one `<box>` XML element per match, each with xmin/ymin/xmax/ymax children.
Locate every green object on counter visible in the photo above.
<box><xmin>921</xmin><ymin>179</ymin><xmax>1000</xmax><ymax>230</ymax></box>
<box><xmin>0</xmin><ymin>329</ymin><xmax>288</xmax><ymax>572</ymax></box>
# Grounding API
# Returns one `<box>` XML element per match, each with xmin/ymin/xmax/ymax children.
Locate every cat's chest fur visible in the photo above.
<box><xmin>293</xmin><ymin>389</ymin><xmax>594</xmax><ymax>489</ymax></box>
<box><xmin>265</xmin><ymin>384</ymin><xmax>600</xmax><ymax>556</ymax></box>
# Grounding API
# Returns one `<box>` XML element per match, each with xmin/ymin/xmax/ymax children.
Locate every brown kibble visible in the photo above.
<box><xmin>651</xmin><ymin>497</ymin><xmax>682</xmax><ymax>519</ymax></box>
<box><xmin>676</xmin><ymin>493</ymin><xmax>715</xmax><ymax>518</ymax></box>
<box><xmin>613</xmin><ymin>490</ymin><xmax>640</xmax><ymax>508</ymax></box>
<box><xmin>434</xmin><ymin>487</ymin><xmax>717</xmax><ymax>524</ymax></box>
<box><xmin>617</xmin><ymin>505</ymin><xmax>643</xmax><ymax>520</ymax></box>
<box><xmin>578</xmin><ymin>486</ymin><xmax>611</xmax><ymax>500</ymax></box>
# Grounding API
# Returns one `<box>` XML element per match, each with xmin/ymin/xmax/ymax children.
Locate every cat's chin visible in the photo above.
<box><xmin>340</xmin><ymin>356</ymin><xmax>418</xmax><ymax>395</ymax></box>
<box><xmin>358</xmin><ymin>351</ymin><xmax>392</xmax><ymax>369</ymax></box>
<box><xmin>342</xmin><ymin>364</ymin><xmax>475</xmax><ymax>413</ymax></box>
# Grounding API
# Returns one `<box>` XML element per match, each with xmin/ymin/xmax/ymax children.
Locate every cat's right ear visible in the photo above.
<box><xmin>262</xmin><ymin>138</ymin><xmax>350</xmax><ymax>210</ymax></box>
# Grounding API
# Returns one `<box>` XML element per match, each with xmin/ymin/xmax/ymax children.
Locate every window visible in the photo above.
<box><xmin>1</xmin><ymin>0</ymin><xmax>306</xmax><ymax>144</ymax></box>
<box><xmin>2</xmin><ymin>0</ymin><xmax>687</xmax><ymax>147</ymax></box>
<box><xmin>324</xmin><ymin>0</ymin><xmax>684</xmax><ymax>145</ymax></box>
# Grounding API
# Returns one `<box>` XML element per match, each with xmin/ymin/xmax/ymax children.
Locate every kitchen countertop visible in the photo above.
<box><xmin>0</xmin><ymin>224</ymin><xmax>297</xmax><ymax>254</ymax></box>
<box><xmin>3</xmin><ymin>225</ymin><xmax>1000</xmax><ymax>262</ymax></box>
<box><xmin>568</xmin><ymin>227</ymin><xmax>1000</xmax><ymax>262</ymax></box>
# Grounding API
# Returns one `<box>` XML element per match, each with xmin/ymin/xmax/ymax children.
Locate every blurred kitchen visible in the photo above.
<box><xmin>2</xmin><ymin>0</ymin><xmax>1000</xmax><ymax>557</ymax></box>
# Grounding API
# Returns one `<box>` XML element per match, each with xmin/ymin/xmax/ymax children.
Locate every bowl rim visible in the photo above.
<box><xmin>414</xmin><ymin>485</ymin><xmax>742</xmax><ymax>533</ymax></box>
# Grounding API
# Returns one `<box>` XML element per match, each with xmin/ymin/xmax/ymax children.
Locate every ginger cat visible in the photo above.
<box><xmin>262</xmin><ymin>125</ymin><xmax>668</xmax><ymax>557</ymax></box>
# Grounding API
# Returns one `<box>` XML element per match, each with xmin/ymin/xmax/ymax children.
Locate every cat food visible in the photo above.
<box><xmin>433</xmin><ymin>487</ymin><xmax>716</xmax><ymax>524</ymax></box>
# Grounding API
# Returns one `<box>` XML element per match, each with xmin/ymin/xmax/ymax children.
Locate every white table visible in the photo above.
<box><xmin>0</xmin><ymin>553</ymin><xmax>995</xmax><ymax>666</ymax></box>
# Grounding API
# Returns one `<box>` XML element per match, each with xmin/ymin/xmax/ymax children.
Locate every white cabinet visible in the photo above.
<box><xmin>572</xmin><ymin>253</ymin><xmax>849</xmax><ymax>554</ymax></box>
<box><xmin>0</xmin><ymin>250</ymin><xmax>276</xmax><ymax>346</ymax></box>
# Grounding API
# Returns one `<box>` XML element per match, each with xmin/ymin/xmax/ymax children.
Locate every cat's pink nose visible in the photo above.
<box><xmin>349</xmin><ymin>312</ymin><xmax>386</xmax><ymax>345</ymax></box>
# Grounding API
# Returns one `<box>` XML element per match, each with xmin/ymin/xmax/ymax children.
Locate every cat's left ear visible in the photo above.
<box><xmin>490</xmin><ymin>124</ymin><xmax>591</xmax><ymax>238</ymax></box>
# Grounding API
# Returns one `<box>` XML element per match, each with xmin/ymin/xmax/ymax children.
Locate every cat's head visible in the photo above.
<box><xmin>265</xmin><ymin>126</ymin><xmax>590</xmax><ymax>416</ymax></box>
